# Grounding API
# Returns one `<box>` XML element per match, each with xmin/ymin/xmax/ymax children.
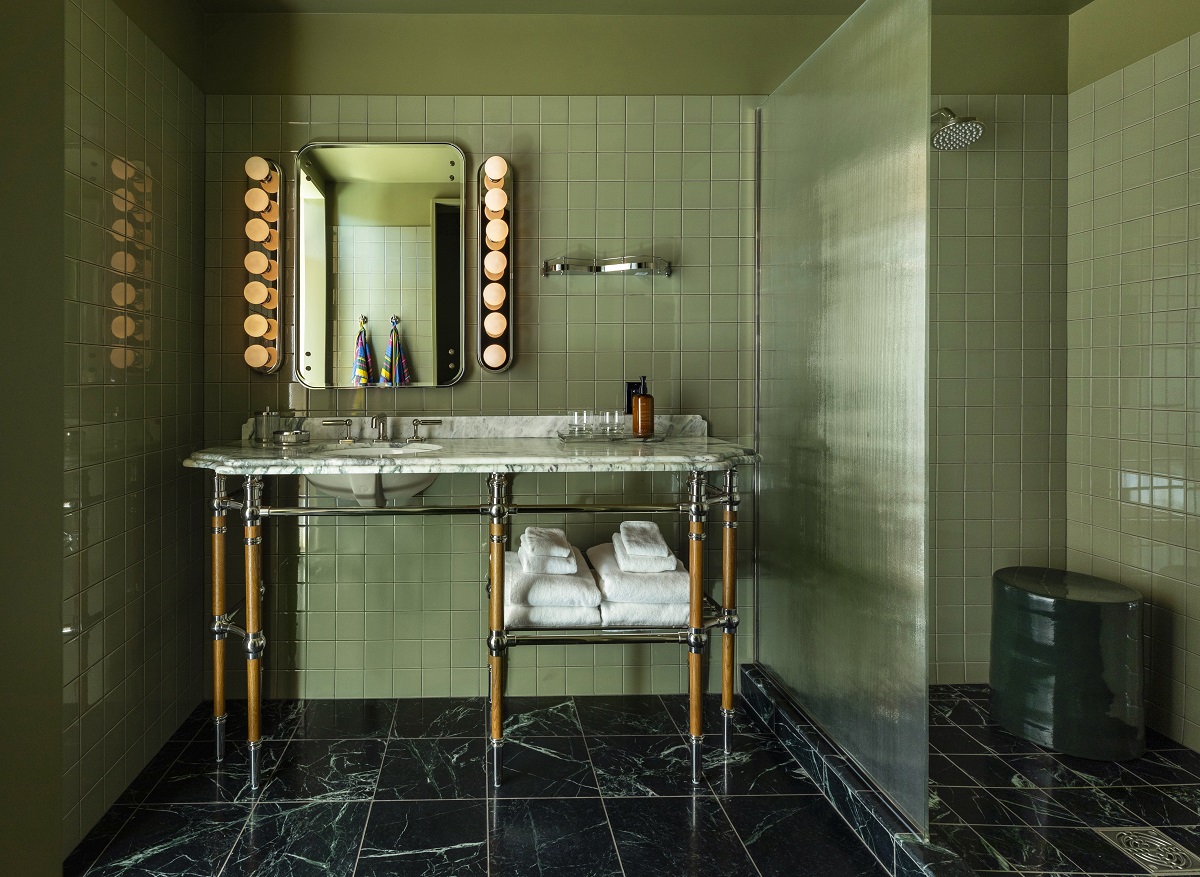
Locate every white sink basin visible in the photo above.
<box><xmin>305</xmin><ymin>443</ymin><xmax>441</xmax><ymax>507</ymax></box>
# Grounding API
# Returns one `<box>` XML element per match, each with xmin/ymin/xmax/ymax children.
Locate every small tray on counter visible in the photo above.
<box><xmin>556</xmin><ymin>430</ymin><xmax>667</xmax><ymax>444</ymax></box>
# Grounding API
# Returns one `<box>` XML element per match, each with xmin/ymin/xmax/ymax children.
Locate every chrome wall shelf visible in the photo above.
<box><xmin>542</xmin><ymin>256</ymin><xmax>671</xmax><ymax>277</ymax></box>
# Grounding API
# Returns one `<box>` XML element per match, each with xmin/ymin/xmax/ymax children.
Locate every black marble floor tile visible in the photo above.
<box><xmin>1162</xmin><ymin>824</ymin><xmax>1200</xmax><ymax>856</ymax></box>
<box><xmin>167</xmin><ymin>703</ymin><xmax>213</xmax><ymax>744</ymax></box>
<box><xmin>391</xmin><ymin>696</ymin><xmax>485</xmax><ymax>738</ymax></box>
<box><xmin>200</xmin><ymin>699</ymin><xmax>306</xmax><ymax>742</ymax></box>
<box><xmin>934</xmin><ymin>785</ymin><xmax>1022</xmax><ymax>826</ymax></box>
<box><xmin>1044</xmin><ymin>825</ymin><xmax>1155</xmax><ymax>874</ymax></box>
<box><xmin>355</xmin><ymin>799</ymin><xmax>487</xmax><ymax>877</ymax></box>
<box><xmin>62</xmin><ymin>805</ymin><xmax>133</xmax><ymax>877</ymax></box>
<box><xmin>988</xmin><ymin>786</ymin><xmax>1143</xmax><ymax>829</ymax></box>
<box><xmin>588</xmin><ymin>734</ymin><xmax>710</xmax><ymax>798</ymax></box>
<box><xmin>115</xmin><ymin>742</ymin><xmax>186</xmax><ymax>806</ymax></box>
<box><xmin>488</xmin><ymin>798</ymin><xmax>622</xmax><ymax>877</ymax></box>
<box><xmin>929</xmin><ymin>753</ymin><xmax>977</xmax><ymax>787</ymax></box>
<box><xmin>262</xmin><ymin>738</ymin><xmax>385</xmax><ymax>801</ymax></box>
<box><xmin>660</xmin><ymin>693</ymin><xmax>771</xmax><ymax>738</ymax></box>
<box><xmin>291</xmin><ymin>699</ymin><xmax>396</xmax><ymax>739</ymax></box>
<box><xmin>930</xmin><ymin>725</ymin><xmax>991</xmax><ymax>755</ymax></box>
<box><xmin>84</xmin><ymin>803</ymin><xmax>250</xmax><ymax>877</ymax></box>
<box><xmin>967</xmin><ymin>824</ymin><xmax>1079</xmax><ymax>872</ymax></box>
<box><xmin>1102</xmin><ymin>784</ymin><xmax>1200</xmax><ymax>825</ymax></box>
<box><xmin>722</xmin><ymin>794</ymin><xmax>887</xmax><ymax>877</ymax></box>
<box><xmin>143</xmin><ymin>740</ymin><xmax>282</xmax><ymax>804</ymax></box>
<box><xmin>943</xmin><ymin>699</ymin><xmax>993</xmax><ymax>726</ymax></box>
<box><xmin>607</xmin><ymin>795</ymin><xmax>759</xmax><ymax>877</ymax></box>
<box><xmin>220</xmin><ymin>801</ymin><xmax>369</xmax><ymax>877</ymax></box>
<box><xmin>964</xmin><ymin>724</ymin><xmax>1045</xmax><ymax>756</ymax></box>
<box><xmin>1004</xmin><ymin>753</ymin><xmax>1095</xmax><ymax>790</ymax></box>
<box><xmin>1054</xmin><ymin>753</ymin><xmax>1144</xmax><ymax>787</ymax></box>
<box><xmin>896</xmin><ymin>832</ymin><xmax>978</xmax><ymax>877</ymax></box>
<box><xmin>573</xmin><ymin>694</ymin><xmax>678</xmax><ymax>735</ymax></box>
<box><xmin>375</xmin><ymin>737</ymin><xmax>485</xmax><ymax>800</ymax></box>
<box><xmin>487</xmin><ymin>736</ymin><xmax>599</xmax><ymax>798</ymax></box>
<box><xmin>1123</xmin><ymin>749</ymin><xmax>1200</xmax><ymax>785</ymax></box>
<box><xmin>945</xmin><ymin>753</ymin><xmax>1026</xmax><ymax>788</ymax></box>
<box><xmin>703</xmin><ymin>734</ymin><xmax>819</xmax><ymax>796</ymax></box>
<box><xmin>502</xmin><ymin>697</ymin><xmax>582</xmax><ymax>736</ymax></box>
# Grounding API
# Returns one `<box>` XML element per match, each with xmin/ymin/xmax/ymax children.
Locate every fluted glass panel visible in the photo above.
<box><xmin>757</xmin><ymin>0</ymin><xmax>930</xmax><ymax>830</ymax></box>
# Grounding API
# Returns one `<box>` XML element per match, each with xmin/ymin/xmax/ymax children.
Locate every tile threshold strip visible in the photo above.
<box><xmin>1093</xmin><ymin>827</ymin><xmax>1200</xmax><ymax>874</ymax></box>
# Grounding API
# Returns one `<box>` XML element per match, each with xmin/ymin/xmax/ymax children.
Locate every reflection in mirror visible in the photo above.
<box><xmin>295</xmin><ymin>143</ymin><xmax>465</xmax><ymax>388</ymax></box>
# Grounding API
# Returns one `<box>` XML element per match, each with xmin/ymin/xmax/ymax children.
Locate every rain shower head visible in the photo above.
<box><xmin>930</xmin><ymin>107</ymin><xmax>984</xmax><ymax>150</ymax></box>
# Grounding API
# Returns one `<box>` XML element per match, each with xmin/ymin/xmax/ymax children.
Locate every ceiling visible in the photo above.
<box><xmin>199</xmin><ymin>0</ymin><xmax>1093</xmax><ymax>15</ymax></box>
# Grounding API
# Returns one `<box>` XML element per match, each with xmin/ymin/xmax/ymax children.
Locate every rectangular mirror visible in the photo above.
<box><xmin>295</xmin><ymin>143</ymin><xmax>465</xmax><ymax>388</ymax></box>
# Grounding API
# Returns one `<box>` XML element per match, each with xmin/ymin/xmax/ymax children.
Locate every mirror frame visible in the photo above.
<box><xmin>293</xmin><ymin>142</ymin><xmax>467</xmax><ymax>389</ymax></box>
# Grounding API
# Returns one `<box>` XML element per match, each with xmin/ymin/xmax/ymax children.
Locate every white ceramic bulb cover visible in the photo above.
<box><xmin>482</xmin><ymin>344</ymin><xmax>507</xmax><ymax>368</ymax></box>
<box><xmin>483</xmin><ymin>155</ymin><xmax>508</xmax><ymax>182</ymax></box>
<box><xmin>484</xmin><ymin>187</ymin><xmax>508</xmax><ymax>212</ymax></box>
<box><xmin>485</xmin><ymin>218</ymin><xmax>509</xmax><ymax>244</ymax></box>
<box><xmin>482</xmin><ymin>282</ymin><xmax>506</xmax><ymax>310</ymax></box>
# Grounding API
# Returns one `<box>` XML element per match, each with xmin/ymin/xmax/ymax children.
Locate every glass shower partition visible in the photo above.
<box><xmin>756</xmin><ymin>0</ymin><xmax>931</xmax><ymax>831</ymax></box>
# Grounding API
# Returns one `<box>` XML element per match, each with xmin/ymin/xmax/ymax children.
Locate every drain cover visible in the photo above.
<box><xmin>1094</xmin><ymin>827</ymin><xmax>1200</xmax><ymax>874</ymax></box>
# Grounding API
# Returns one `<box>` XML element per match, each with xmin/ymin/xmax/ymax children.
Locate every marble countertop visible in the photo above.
<box><xmin>184</xmin><ymin>415</ymin><xmax>759</xmax><ymax>476</ymax></box>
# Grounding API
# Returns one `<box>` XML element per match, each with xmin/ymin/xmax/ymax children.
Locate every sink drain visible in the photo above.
<box><xmin>1094</xmin><ymin>827</ymin><xmax>1200</xmax><ymax>873</ymax></box>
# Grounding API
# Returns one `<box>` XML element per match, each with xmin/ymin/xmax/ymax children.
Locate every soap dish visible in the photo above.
<box><xmin>273</xmin><ymin>429</ymin><xmax>310</xmax><ymax>446</ymax></box>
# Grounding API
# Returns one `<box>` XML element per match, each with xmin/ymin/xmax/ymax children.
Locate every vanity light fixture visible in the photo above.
<box><xmin>477</xmin><ymin>155</ymin><xmax>513</xmax><ymax>373</ymax></box>
<box><xmin>243</xmin><ymin>155</ymin><xmax>284</xmax><ymax>373</ymax></box>
<box><xmin>108</xmin><ymin>155</ymin><xmax>153</xmax><ymax>373</ymax></box>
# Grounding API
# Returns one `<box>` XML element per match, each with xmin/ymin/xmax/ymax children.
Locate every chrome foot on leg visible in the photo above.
<box><xmin>491</xmin><ymin>740</ymin><xmax>504</xmax><ymax>788</ymax></box>
<box><xmin>690</xmin><ymin>735</ymin><xmax>703</xmax><ymax>785</ymax></box>
<box><xmin>248</xmin><ymin>741</ymin><xmax>261</xmax><ymax>791</ymax></box>
<box><xmin>214</xmin><ymin>714</ymin><xmax>227</xmax><ymax>762</ymax></box>
<box><xmin>721</xmin><ymin>708</ymin><xmax>735</xmax><ymax>755</ymax></box>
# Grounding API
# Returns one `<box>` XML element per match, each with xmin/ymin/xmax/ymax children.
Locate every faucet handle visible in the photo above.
<box><xmin>321</xmin><ymin>418</ymin><xmax>353</xmax><ymax>443</ymax></box>
<box><xmin>408</xmin><ymin>418</ymin><xmax>442</xmax><ymax>442</ymax></box>
<box><xmin>371</xmin><ymin>414</ymin><xmax>389</xmax><ymax>441</ymax></box>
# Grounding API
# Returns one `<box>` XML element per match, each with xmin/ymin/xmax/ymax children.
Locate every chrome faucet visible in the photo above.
<box><xmin>321</xmin><ymin>418</ymin><xmax>353</xmax><ymax>443</ymax></box>
<box><xmin>406</xmin><ymin>418</ymin><xmax>442</xmax><ymax>443</ymax></box>
<box><xmin>371</xmin><ymin>414</ymin><xmax>389</xmax><ymax>442</ymax></box>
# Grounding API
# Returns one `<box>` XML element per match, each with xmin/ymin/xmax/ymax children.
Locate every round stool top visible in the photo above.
<box><xmin>994</xmin><ymin>566</ymin><xmax>1142</xmax><ymax>604</ymax></box>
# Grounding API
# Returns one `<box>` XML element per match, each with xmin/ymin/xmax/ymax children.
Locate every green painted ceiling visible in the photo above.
<box><xmin>199</xmin><ymin>0</ymin><xmax>1092</xmax><ymax>14</ymax></box>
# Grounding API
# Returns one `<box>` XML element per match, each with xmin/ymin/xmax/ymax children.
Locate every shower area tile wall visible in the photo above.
<box><xmin>928</xmin><ymin>93</ymin><xmax>1068</xmax><ymax>684</ymax></box>
<box><xmin>62</xmin><ymin>0</ymin><xmax>207</xmax><ymax>853</ymax></box>
<box><xmin>203</xmin><ymin>94</ymin><xmax>758</xmax><ymax>700</ymax></box>
<box><xmin>1067</xmin><ymin>32</ymin><xmax>1200</xmax><ymax>747</ymax></box>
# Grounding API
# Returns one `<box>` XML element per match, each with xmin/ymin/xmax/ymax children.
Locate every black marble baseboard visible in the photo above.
<box><xmin>740</xmin><ymin>664</ymin><xmax>975</xmax><ymax>877</ymax></box>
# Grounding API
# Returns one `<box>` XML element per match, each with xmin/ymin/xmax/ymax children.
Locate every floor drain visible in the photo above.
<box><xmin>1094</xmin><ymin>827</ymin><xmax>1200</xmax><ymax>874</ymax></box>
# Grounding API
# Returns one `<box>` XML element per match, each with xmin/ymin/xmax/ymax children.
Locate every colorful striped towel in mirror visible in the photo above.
<box><xmin>352</xmin><ymin>317</ymin><xmax>373</xmax><ymax>386</ymax></box>
<box><xmin>379</xmin><ymin>315</ymin><xmax>412</xmax><ymax>386</ymax></box>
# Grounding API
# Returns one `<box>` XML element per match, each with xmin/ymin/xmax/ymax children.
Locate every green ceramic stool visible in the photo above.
<box><xmin>990</xmin><ymin>566</ymin><xmax>1144</xmax><ymax>761</ymax></box>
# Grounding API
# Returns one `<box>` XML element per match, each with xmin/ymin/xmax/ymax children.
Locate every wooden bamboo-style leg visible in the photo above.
<box><xmin>242</xmin><ymin>476</ymin><xmax>266</xmax><ymax>791</ymax></box>
<box><xmin>721</xmin><ymin>467</ymin><xmax>739</xmax><ymax>755</ymax></box>
<box><xmin>486</xmin><ymin>473</ymin><xmax>510</xmax><ymax>787</ymax></box>
<box><xmin>211</xmin><ymin>474</ymin><xmax>229</xmax><ymax>762</ymax></box>
<box><xmin>687</xmin><ymin>470</ymin><xmax>707</xmax><ymax>785</ymax></box>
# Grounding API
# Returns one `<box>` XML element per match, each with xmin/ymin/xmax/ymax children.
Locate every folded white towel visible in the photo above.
<box><xmin>505</xmin><ymin>603</ymin><xmax>601</xmax><ymax>628</ymax></box>
<box><xmin>503</xmin><ymin>549</ymin><xmax>601</xmax><ymax>607</ymax></box>
<box><xmin>618</xmin><ymin>521</ymin><xmax>671</xmax><ymax>557</ymax></box>
<box><xmin>521</xmin><ymin>526</ymin><xmax>572</xmax><ymax>557</ymax></box>
<box><xmin>519</xmin><ymin>543</ymin><xmax>578</xmax><ymax>575</ymax></box>
<box><xmin>612</xmin><ymin>533</ymin><xmax>677</xmax><ymax>573</ymax></box>
<box><xmin>601</xmin><ymin>601</ymin><xmax>688</xmax><ymax>628</ymax></box>
<box><xmin>586</xmin><ymin>542</ymin><xmax>690</xmax><ymax>604</ymax></box>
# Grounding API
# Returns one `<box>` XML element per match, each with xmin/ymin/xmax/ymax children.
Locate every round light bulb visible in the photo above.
<box><xmin>243</xmin><ymin>280</ymin><xmax>268</xmax><ymax>304</ymax></box>
<box><xmin>245</xmin><ymin>156</ymin><xmax>270</xmax><ymax>181</ymax></box>
<box><xmin>262</xmin><ymin>287</ymin><xmax>279</xmax><ymax>310</ymax></box>
<box><xmin>246</xmin><ymin>217</ymin><xmax>270</xmax><ymax>242</ymax></box>
<box><xmin>244</xmin><ymin>314</ymin><xmax>269</xmax><ymax>337</ymax></box>
<box><xmin>244</xmin><ymin>188</ymin><xmax>270</xmax><ymax>212</ymax></box>
<box><xmin>244</xmin><ymin>345</ymin><xmax>270</xmax><ymax>368</ymax></box>
<box><xmin>483</xmin><ymin>250</ymin><xmax>507</xmax><ymax>280</ymax></box>
<box><xmin>482</xmin><ymin>282</ymin><xmax>506</xmax><ymax>310</ymax></box>
<box><xmin>484</xmin><ymin>187</ymin><xmax>508</xmax><ymax>213</ymax></box>
<box><xmin>486</xmin><ymin>218</ymin><xmax>509</xmax><ymax>244</ymax></box>
<box><xmin>483</xmin><ymin>155</ymin><xmax>508</xmax><ymax>183</ymax></box>
<box><xmin>483</xmin><ymin>312</ymin><xmax>507</xmax><ymax>338</ymax></box>
<box><xmin>482</xmin><ymin>344</ymin><xmax>507</xmax><ymax>368</ymax></box>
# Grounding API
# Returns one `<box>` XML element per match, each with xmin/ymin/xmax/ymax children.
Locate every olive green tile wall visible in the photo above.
<box><xmin>1067</xmin><ymin>32</ymin><xmax>1200</xmax><ymax>746</ymax></box>
<box><xmin>928</xmin><ymin>93</ymin><xmax>1069</xmax><ymax>684</ymax></box>
<box><xmin>63</xmin><ymin>0</ymin><xmax>206</xmax><ymax>853</ymax></box>
<box><xmin>203</xmin><ymin>94</ymin><xmax>757</xmax><ymax>700</ymax></box>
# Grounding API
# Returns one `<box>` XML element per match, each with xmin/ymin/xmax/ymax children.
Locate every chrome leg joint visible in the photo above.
<box><xmin>487</xmin><ymin>630</ymin><xmax>508</xmax><ymax>657</ymax></box>
<box><xmin>686</xmin><ymin>470</ymin><xmax>708</xmax><ymax>521</ymax></box>
<box><xmin>490</xmin><ymin>739</ymin><xmax>504</xmax><ymax>788</ymax></box>
<box><xmin>687</xmin><ymin>627</ymin><xmax>708</xmax><ymax>654</ymax></box>
<box><xmin>721</xmin><ymin>610</ymin><xmax>740</xmax><ymax>635</ymax></box>
<box><xmin>720</xmin><ymin>708</ymin><xmax>735</xmax><ymax>754</ymax></box>
<box><xmin>214</xmin><ymin>714</ymin><xmax>227</xmax><ymax>762</ymax></box>
<box><xmin>211</xmin><ymin>612</ymin><xmax>236</xmax><ymax>640</ymax></box>
<box><xmin>248</xmin><ymin>740</ymin><xmax>262</xmax><ymax>791</ymax></box>
<box><xmin>689</xmin><ymin>735</ymin><xmax>704</xmax><ymax>785</ymax></box>
<box><xmin>245</xmin><ymin>631</ymin><xmax>267</xmax><ymax>661</ymax></box>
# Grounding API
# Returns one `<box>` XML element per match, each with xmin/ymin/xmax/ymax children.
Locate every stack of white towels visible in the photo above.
<box><xmin>503</xmin><ymin>527</ymin><xmax>603</xmax><ymax>627</ymax></box>
<box><xmin>586</xmin><ymin>521</ymin><xmax>691</xmax><ymax>627</ymax></box>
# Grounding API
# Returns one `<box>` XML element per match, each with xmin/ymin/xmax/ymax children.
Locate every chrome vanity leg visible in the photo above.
<box><xmin>687</xmin><ymin>470</ymin><xmax>708</xmax><ymax>785</ymax></box>
<box><xmin>721</xmin><ymin>467</ymin><xmax>740</xmax><ymax>756</ymax></box>
<box><xmin>486</xmin><ymin>472</ymin><xmax>510</xmax><ymax>787</ymax></box>
<box><xmin>211</xmin><ymin>474</ymin><xmax>228</xmax><ymax>762</ymax></box>
<box><xmin>243</xmin><ymin>476</ymin><xmax>266</xmax><ymax>791</ymax></box>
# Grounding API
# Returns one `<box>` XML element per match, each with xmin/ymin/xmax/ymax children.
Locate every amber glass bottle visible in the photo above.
<box><xmin>632</xmin><ymin>376</ymin><xmax>654</xmax><ymax>438</ymax></box>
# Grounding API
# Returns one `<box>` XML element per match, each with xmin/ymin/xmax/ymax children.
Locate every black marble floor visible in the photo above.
<box><xmin>931</xmin><ymin>683</ymin><xmax>1200</xmax><ymax>876</ymax></box>
<box><xmin>65</xmin><ymin>694</ymin><xmax>888</xmax><ymax>877</ymax></box>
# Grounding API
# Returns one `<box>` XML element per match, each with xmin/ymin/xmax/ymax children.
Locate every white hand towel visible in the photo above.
<box><xmin>586</xmin><ymin>542</ymin><xmax>690</xmax><ymax>604</ymax></box>
<box><xmin>521</xmin><ymin>526</ymin><xmax>572</xmax><ymax>557</ymax></box>
<box><xmin>618</xmin><ymin>521</ymin><xmax>671</xmax><ymax>557</ymax></box>
<box><xmin>503</xmin><ymin>548</ymin><xmax>601</xmax><ymax>607</ymax></box>
<box><xmin>600</xmin><ymin>601</ymin><xmax>689</xmax><ymax>628</ymax></box>
<box><xmin>505</xmin><ymin>603</ymin><xmax>601</xmax><ymax>628</ymax></box>
<box><xmin>612</xmin><ymin>533</ymin><xmax>677</xmax><ymax>573</ymax></box>
<box><xmin>519</xmin><ymin>543</ymin><xmax>578</xmax><ymax>575</ymax></box>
